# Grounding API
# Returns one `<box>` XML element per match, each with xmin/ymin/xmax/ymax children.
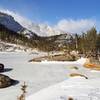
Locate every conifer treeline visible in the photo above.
<box><xmin>74</xmin><ymin>27</ymin><xmax>100</xmax><ymax>54</ymax></box>
<box><xmin>0</xmin><ymin>24</ymin><xmax>36</xmax><ymax>48</ymax></box>
<box><xmin>0</xmin><ymin>24</ymin><xmax>100</xmax><ymax>54</ymax></box>
<box><xmin>37</xmin><ymin>27</ymin><xmax>100</xmax><ymax>54</ymax></box>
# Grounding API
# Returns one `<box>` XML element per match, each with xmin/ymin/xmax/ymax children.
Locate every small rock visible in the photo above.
<box><xmin>70</xmin><ymin>66</ymin><xmax>79</xmax><ymax>70</ymax></box>
<box><xmin>68</xmin><ymin>97</ymin><xmax>74</xmax><ymax>100</ymax></box>
<box><xmin>0</xmin><ymin>74</ymin><xmax>17</xmax><ymax>88</ymax></box>
<box><xmin>0</xmin><ymin>63</ymin><xmax>4</xmax><ymax>72</ymax></box>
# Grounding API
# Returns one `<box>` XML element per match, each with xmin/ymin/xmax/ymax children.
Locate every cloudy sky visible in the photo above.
<box><xmin>0</xmin><ymin>0</ymin><xmax>99</xmax><ymax>34</ymax></box>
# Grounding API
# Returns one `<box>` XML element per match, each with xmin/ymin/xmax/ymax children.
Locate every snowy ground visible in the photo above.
<box><xmin>27</xmin><ymin>77</ymin><xmax>100</xmax><ymax>100</ymax></box>
<box><xmin>0</xmin><ymin>52</ymin><xmax>100</xmax><ymax>100</ymax></box>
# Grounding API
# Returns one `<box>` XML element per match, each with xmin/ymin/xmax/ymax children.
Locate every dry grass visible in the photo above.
<box><xmin>17</xmin><ymin>82</ymin><xmax>27</xmax><ymax>100</ymax></box>
<box><xmin>83</xmin><ymin>58</ymin><xmax>100</xmax><ymax>71</ymax></box>
<box><xmin>84</xmin><ymin>63</ymin><xmax>100</xmax><ymax>71</ymax></box>
<box><xmin>69</xmin><ymin>73</ymin><xmax>88</xmax><ymax>79</ymax></box>
<box><xmin>70</xmin><ymin>66</ymin><xmax>79</xmax><ymax>70</ymax></box>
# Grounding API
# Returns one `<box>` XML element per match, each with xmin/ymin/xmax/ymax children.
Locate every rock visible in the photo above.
<box><xmin>70</xmin><ymin>73</ymin><xmax>88</xmax><ymax>79</ymax></box>
<box><xmin>0</xmin><ymin>63</ymin><xmax>4</xmax><ymax>72</ymax></box>
<box><xmin>0</xmin><ymin>74</ymin><xmax>17</xmax><ymax>88</ymax></box>
<box><xmin>70</xmin><ymin>66</ymin><xmax>79</xmax><ymax>70</ymax></box>
<box><xmin>68</xmin><ymin>97</ymin><xmax>74</xmax><ymax>100</ymax></box>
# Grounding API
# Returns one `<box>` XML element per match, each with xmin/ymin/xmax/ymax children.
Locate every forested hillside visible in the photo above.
<box><xmin>0</xmin><ymin>24</ymin><xmax>39</xmax><ymax>48</ymax></box>
<box><xmin>0</xmin><ymin>23</ymin><xmax>100</xmax><ymax>55</ymax></box>
<box><xmin>74</xmin><ymin>27</ymin><xmax>100</xmax><ymax>54</ymax></box>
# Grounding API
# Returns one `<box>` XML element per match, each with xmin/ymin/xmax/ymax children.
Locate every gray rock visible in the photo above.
<box><xmin>0</xmin><ymin>74</ymin><xmax>17</xmax><ymax>88</ymax></box>
<box><xmin>0</xmin><ymin>63</ymin><xmax>4</xmax><ymax>72</ymax></box>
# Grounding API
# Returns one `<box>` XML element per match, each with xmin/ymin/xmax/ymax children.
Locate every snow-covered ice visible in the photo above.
<box><xmin>0</xmin><ymin>52</ymin><xmax>100</xmax><ymax>100</ymax></box>
<box><xmin>26</xmin><ymin>77</ymin><xmax>100</xmax><ymax>100</ymax></box>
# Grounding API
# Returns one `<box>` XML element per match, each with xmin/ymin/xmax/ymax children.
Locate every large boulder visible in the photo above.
<box><xmin>0</xmin><ymin>63</ymin><xmax>4</xmax><ymax>72</ymax></box>
<box><xmin>0</xmin><ymin>74</ymin><xmax>17</xmax><ymax>88</ymax></box>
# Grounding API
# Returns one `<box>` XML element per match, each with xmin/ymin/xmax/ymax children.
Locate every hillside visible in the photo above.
<box><xmin>0</xmin><ymin>24</ymin><xmax>34</xmax><ymax>47</ymax></box>
<box><xmin>0</xmin><ymin>12</ymin><xmax>37</xmax><ymax>38</ymax></box>
<box><xmin>0</xmin><ymin>11</ymin><xmax>74</xmax><ymax>52</ymax></box>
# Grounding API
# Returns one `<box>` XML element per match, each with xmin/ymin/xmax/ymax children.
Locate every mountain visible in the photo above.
<box><xmin>0</xmin><ymin>11</ymin><xmax>66</xmax><ymax>36</ymax></box>
<box><xmin>23</xmin><ymin>23</ymin><xmax>65</xmax><ymax>36</ymax></box>
<box><xmin>0</xmin><ymin>11</ymin><xmax>75</xmax><ymax>51</ymax></box>
<box><xmin>0</xmin><ymin>12</ymin><xmax>37</xmax><ymax>38</ymax></box>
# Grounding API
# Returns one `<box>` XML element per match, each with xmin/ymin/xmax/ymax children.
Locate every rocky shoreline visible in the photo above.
<box><xmin>29</xmin><ymin>53</ymin><xmax>79</xmax><ymax>62</ymax></box>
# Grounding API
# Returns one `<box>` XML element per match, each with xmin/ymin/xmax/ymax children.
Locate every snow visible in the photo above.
<box><xmin>0</xmin><ymin>10</ymin><xmax>66</xmax><ymax>36</ymax></box>
<box><xmin>40</xmin><ymin>57</ymin><xmax>86</xmax><ymax>64</ymax></box>
<box><xmin>26</xmin><ymin>78</ymin><xmax>100</xmax><ymax>100</ymax></box>
<box><xmin>76</xmin><ymin>57</ymin><xmax>87</xmax><ymax>65</ymax></box>
<box><xmin>26</xmin><ymin>57</ymin><xmax>100</xmax><ymax>100</ymax></box>
<box><xmin>0</xmin><ymin>41</ymin><xmax>33</xmax><ymax>52</ymax></box>
<box><xmin>0</xmin><ymin>52</ymin><xmax>100</xmax><ymax>100</ymax></box>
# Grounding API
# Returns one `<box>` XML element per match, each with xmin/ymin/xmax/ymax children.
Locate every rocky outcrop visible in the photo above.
<box><xmin>0</xmin><ymin>63</ymin><xmax>19</xmax><ymax>88</ymax></box>
<box><xmin>29</xmin><ymin>53</ymin><xmax>78</xmax><ymax>62</ymax></box>
<box><xmin>69</xmin><ymin>73</ymin><xmax>88</xmax><ymax>79</ymax></box>
<box><xmin>0</xmin><ymin>63</ymin><xmax>4</xmax><ymax>72</ymax></box>
<box><xmin>0</xmin><ymin>74</ymin><xmax>17</xmax><ymax>88</ymax></box>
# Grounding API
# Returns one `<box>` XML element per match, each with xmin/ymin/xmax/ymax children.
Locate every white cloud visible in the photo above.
<box><xmin>0</xmin><ymin>9</ymin><xmax>42</xmax><ymax>35</ymax></box>
<box><xmin>55</xmin><ymin>19</ymin><xmax>96</xmax><ymax>33</ymax></box>
<box><xmin>0</xmin><ymin>9</ymin><xmax>97</xmax><ymax>35</ymax></box>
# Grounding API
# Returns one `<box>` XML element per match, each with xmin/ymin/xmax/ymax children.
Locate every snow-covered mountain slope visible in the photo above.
<box><xmin>0</xmin><ymin>12</ymin><xmax>23</xmax><ymax>32</ymax></box>
<box><xmin>0</xmin><ymin>12</ymin><xmax>36</xmax><ymax>38</ymax></box>
<box><xmin>0</xmin><ymin>11</ymin><xmax>74</xmax><ymax>49</ymax></box>
<box><xmin>0</xmin><ymin>10</ymin><xmax>66</xmax><ymax>36</ymax></box>
<box><xmin>38</xmin><ymin>24</ymin><xmax>65</xmax><ymax>36</ymax></box>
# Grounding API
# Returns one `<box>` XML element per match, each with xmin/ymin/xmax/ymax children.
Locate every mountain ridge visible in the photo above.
<box><xmin>0</xmin><ymin>11</ymin><xmax>37</xmax><ymax>38</ymax></box>
<box><xmin>0</xmin><ymin>11</ymin><xmax>67</xmax><ymax>36</ymax></box>
<box><xmin>0</xmin><ymin>11</ymin><xmax>75</xmax><ymax>51</ymax></box>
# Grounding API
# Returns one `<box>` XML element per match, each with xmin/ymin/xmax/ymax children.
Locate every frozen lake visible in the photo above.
<box><xmin>0</xmin><ymin>52</ymin><xmax>100</xmax><ymax>100</ymax></box>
